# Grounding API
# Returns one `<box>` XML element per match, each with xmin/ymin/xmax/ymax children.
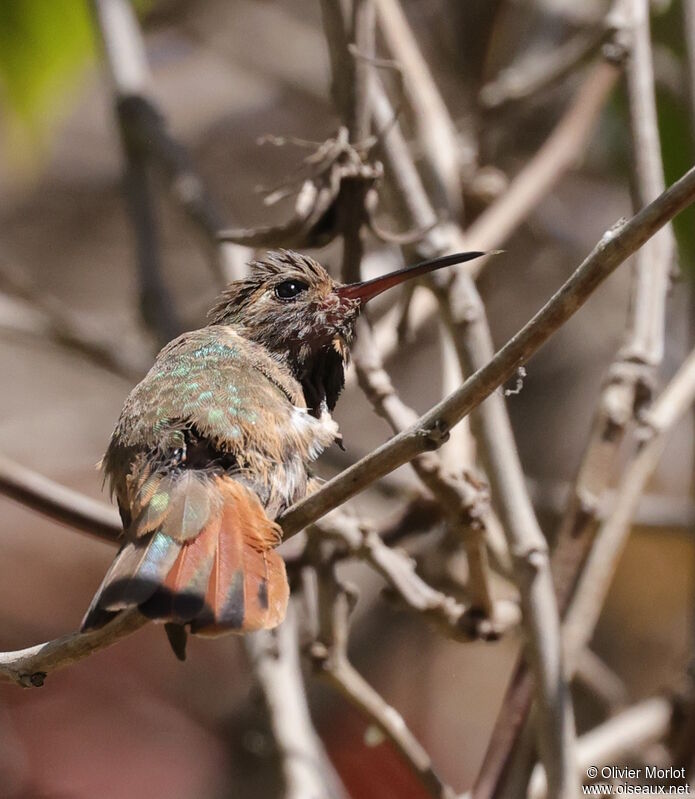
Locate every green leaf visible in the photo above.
<box><xmin>0</xmin><ymin>1</ymin><xmax>95</xmax><ymax>156</ymax></box>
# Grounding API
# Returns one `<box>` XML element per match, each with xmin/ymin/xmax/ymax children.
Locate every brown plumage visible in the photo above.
<box><xmin>81</xmin><ymin>249</ymin><xmax>488</xmax><ymax>657</ymax></box>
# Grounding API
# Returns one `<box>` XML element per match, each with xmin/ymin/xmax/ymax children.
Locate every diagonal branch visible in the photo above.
<box><xmin>0</xmin><ymin>454</ymin><xmax>121</xmax><ymax>544</ymax></box>
<box><xmin>309</xmin><ymin>565</ymin><xmax>457</xmax><ymax>799</ymax></box>
<box><xmin>245</xmin><ymin>603</ymin><xmax>348</xmax><ymax>799</ymax></box>
<box><xmin>0</xmin><ymin>610</ymin><xmax>147</xmax><ymax>687</ymax></box>
<box><xmin>278</xmin><ymin>163</ymin><xmax>695</xmax><ymax>536</ymax></box>
<box><xmin>476</xmin><ymin>3</ymin><xmax>678</xmax><ymax>792</ymax></box>
<box><xmin>370</xmin><ymin>58</ymin><xmax>620</xmax><ymax>363</ymax></box>
<box><xmin>374</xmin><ymin>0</ymin><xmax>463</xmax><ymax>214</ymax></box>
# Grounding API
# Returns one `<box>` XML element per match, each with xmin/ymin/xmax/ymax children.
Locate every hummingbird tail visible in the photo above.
<box><xmin>81</xmin><ymin>476</ymin><xmax>289</xmax><ymax>636</ymax></box>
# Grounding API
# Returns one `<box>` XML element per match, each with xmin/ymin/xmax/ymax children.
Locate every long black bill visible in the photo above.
<box><xmin>335</xmin><ymin>251</ymin><xmax>494</xmax><ymax>304</ymax></box>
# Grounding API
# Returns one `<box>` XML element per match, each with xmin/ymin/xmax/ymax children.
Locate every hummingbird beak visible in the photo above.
<box><xmin>334</xmin><ymin>251</ymin><xmax>495</xmax><ymax>304</ymax></box>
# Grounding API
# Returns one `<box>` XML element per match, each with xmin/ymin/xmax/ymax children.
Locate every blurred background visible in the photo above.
<box><xmin>0</xmin><ymin>1</ymin><xmax>694</xmax><ymax>797</ymax></box>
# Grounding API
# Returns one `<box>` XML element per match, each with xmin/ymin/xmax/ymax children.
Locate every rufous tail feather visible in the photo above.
<box><xmin>81</xmin><ymin>476</ymin><xmax>288</xmax><ymax>635</ymax></box>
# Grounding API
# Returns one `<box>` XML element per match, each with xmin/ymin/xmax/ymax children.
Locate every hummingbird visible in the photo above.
<box><xmin>81</xmin><ymin>248</ymin><xmax>487</xmax><ymax>658</ymax></box>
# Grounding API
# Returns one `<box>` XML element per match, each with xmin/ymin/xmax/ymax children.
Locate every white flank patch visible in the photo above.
<box><xmin>291</xmin><ymin>406</ymin><xmax>340</xmax><ymax>460</ymax></box>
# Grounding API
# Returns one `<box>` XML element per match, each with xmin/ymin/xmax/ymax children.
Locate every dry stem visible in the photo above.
<box><xmin>0</xmin><ymin>610</ymin><xmax>147</xmax><ymax>687</ymax></box>
<box><xmin>245</xmin><ymin>603</ymin><xmax>347</xmax><ymax>799</ymax></box>
<box><xmin>477</xmin><ymin>4</ymin><xmax>677</xmax><ymax>792</ymax></box>
<box><xmin>309</xmin><ymin>567</ymin><xmax>457</xmax><ymax>799</ymax></box>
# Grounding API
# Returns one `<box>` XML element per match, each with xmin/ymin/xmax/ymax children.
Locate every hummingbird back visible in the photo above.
<box><xmin>81</xmin><ymin>325</ymin><xmax>338</xmax><ymax>641</ymax></box>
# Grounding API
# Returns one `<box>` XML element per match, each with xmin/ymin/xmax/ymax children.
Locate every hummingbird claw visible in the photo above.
<box><xmin>165</xmin><ymin>623</ymin><xmax>188</xmax><ymax>661</ymax></box>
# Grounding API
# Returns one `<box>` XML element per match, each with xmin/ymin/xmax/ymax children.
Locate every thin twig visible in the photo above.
<box><xmin>309</xmin><ymin>567</ymin><xmax>457</xmax><ymax>799</ymax></box>
<box><xmin>528</xmin><ymin>698</ymin><xmax>673</xmax><ymax>799</ymax></box>
<box><xmin>479</xmin><ymin>23</ymin><xmax>613</xmax><ymax>109</ymax></box>
<box><xmin>370</xmin><ymin>59</ymin><xmax>620</xmax><ymax>363</ymax></box>
<box><xmin>0</xmin><ymin>455</ymin><xmax>121</xmax><ymax>544</ymax></box>
<box><xmin>245</xmin><ymin>603</ymin><xmax>348</xmax><ymax>799</ymax></box>
<box><xmin>374</xmin><ymin>0</ymin><xmax>463</xmax><ymax>214</ymax></box>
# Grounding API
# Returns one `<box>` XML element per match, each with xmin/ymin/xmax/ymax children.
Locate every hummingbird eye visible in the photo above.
<box><xmin>274</xmin><ymin>279</ymin><xmax>309</xmax><ymax>300</ymax></box>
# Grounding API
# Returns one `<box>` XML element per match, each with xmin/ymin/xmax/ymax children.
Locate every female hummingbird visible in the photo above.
<box><xmin>81</xmin><ymin>248</ymin><xmax>486</xmax><ymax>655</ymax></box>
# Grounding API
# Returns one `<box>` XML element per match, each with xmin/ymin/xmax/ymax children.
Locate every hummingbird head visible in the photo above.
<box><xmin>208</xmin><ymin>248</ymin><xmax>488</xmax><ymax>415</ymax></box>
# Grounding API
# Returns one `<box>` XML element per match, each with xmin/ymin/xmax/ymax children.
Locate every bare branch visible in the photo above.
<box><xmin>563</xmin><ymin>348</ymin><xmax>695</xmax><ymax>666</ymax></box>
<box><xmin>245</xmin><ymin>604</ymin><xmax>348</xmax><ymax>799</ymax></box>
<box><xmin>309</xmin><ymin>568</ymin><xmax>457</xmax><ymax>799</ymax></box>
<box><xmin>0</xmin><ymin>455</ymin><xmax>121</xmax><ymax>544</ymax></box>
<box><xmin>370</xmin><ymin>59</ymin><xmax>620</xmax><ymax>363</ymax></box>
<box><xmin>374</xmin><ymin>0</ymin><xmax>463</xmax><ymax>214</ymax></box>
<box><xmin>479</xmin><ymin>22</ymin><xmax>613</xmax><ymax>109</ymax></box>
<box><xmin>529</xmin><ymin>698</ymin><xmax>673</xmax><ymax>799</ymax></box>
<box><xmin>0</xmin><ymin>610</ymin><xmax>147</xmax><ymax>687</ymax></box>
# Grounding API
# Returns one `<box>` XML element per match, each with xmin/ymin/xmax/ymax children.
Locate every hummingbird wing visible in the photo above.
<box><xmin>105</xmin><ymin>326</ymin><xmax>333</xmax><ymax>482</ymax></box>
